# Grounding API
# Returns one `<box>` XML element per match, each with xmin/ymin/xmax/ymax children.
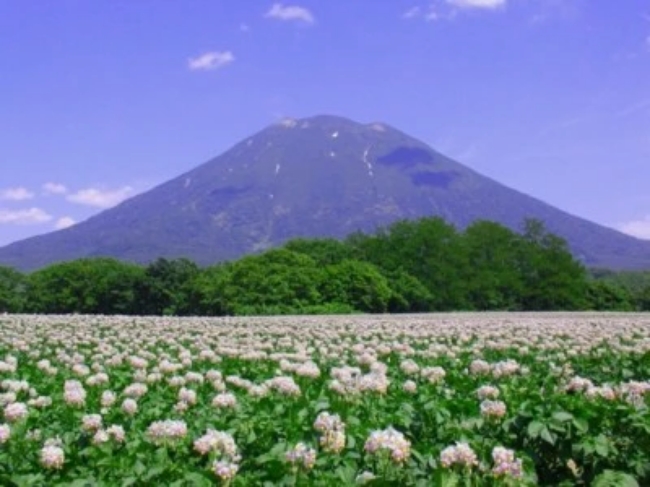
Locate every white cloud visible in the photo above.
<box><xmin>1</xmin><ymin>187</ymin><xmax>34</xmax><ymax>201</ymax></box>
<box><xmin>265</xmin><ymin>3</ymin><xmax>315</xmax><ymax>23</ymax></box>
<box><xmin>188</xmin><ymin>51</ymin><xmax>235</xmax><ymax>71</ymax></box>
<box><xmin>67</xmin><ymin>186</ymin><xmax>134</xmax><ymax>208</ymax></box>
<box><xmin>620</xmin><ymin>217</ymin><xmax>650</xmax><ymax>240</ymax></box>
<box><xmin>42</xmin><ymin>182</ymin><xmax>68</xmax><ymax>195</ymax></box>
<box><xmin>403</xmin><ymin>6</ymin><xmax>421</xmax><ymax>19</ymax></box>
<box><xmin>0</xmin><ymin>208</ymin><xmax>52</xmax><ymax>225</ymax></box>
<box><xmin>446</xmin><ymin>0</ymin><xmax>506</xmax><ymax>9</ymax></box>
<box><xmin>646</xmin><ymin>35</ymin><xmax>650</xmax><ymax>51</ymax></box>
<box><xmin>54</xmin><ymin>216</ymin><xmax>76</xmax><ymax>230</ymax></box>
<box><xmin>240</xmin><ymin>23</ymin><xmax>250</xmax><ymax>32</ymax></box>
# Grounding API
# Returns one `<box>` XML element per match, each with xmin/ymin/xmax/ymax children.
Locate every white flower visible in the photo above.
<box><xmin>40</xmin><ymin>444</ymin><xmax>65</xmax><ymax>469</ymax></box>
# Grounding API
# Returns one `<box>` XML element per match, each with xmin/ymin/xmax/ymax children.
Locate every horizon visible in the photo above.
<box><xmin>1</xmin><ymin>1</ymin><xmax>649</xmax><ymax>247</ymax></box>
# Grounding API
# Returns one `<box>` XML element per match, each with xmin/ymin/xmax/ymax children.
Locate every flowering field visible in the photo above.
<box><xmin>0</xmin><ymin>313</ymin><xmax>649</xmax><ymax>486</ymax></box>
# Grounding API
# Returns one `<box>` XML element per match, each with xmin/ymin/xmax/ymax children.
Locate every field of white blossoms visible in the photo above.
<box><xmin>0</xmin><ymin>313</ymin><xmax>649</xmax><ymax>486</ymax></box>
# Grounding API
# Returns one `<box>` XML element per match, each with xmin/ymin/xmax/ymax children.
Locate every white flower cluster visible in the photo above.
<box><xmin>480</xmin><ymin>400</ymin><xmax>507</xmax><ymax>420</ymax></box>
<box><xmin>285</xmin><ymin>442</ymin><xmax>317</xmax><ymax>471</ymax></box>
<box><xmin>212</xmin><ymin>392</ymin><xmax>237</xmax><ymax>409</ymax></box>
<box><xmin>440</xmin><ymin>442</ymin><xmax>479</xmax><ymax>469</ymax></box>
<box><xmin>364</xmin><ymin>427</ymin><xmax>411</xmax><ymax>464</ymax></box>
<box><xmin>3</xmin><ymin>402</ymin><xmax>28</xmax><ymax>423</ymax></box>
<box><xmin>476</xmin><ymin>385</ymin><xmax>500</xmax><ymax>400</ymax></box>
<box><xmin>63</xmin><ymin>380</ymin><xmax>87</xmax><ymax>407</ymax></box>
<box><xmin>40</xmin><ymin>438</ymin><xmax>65</xmax><ymax>470</ymax></box>
<box><xmin>421</xmin><ymin>366</ymin><xmax>446</xmax><ymax>384</ymax></box>
<box><xmin>314</xmin><ymin>412</ymin><xmax>346</xmax><ymax>454</ymax></box>
<box><xmin>491</xmin><ymin>446</ymin><xmax>523</xmax><ymax>479</ymax></box>
<box><xmin>146</xmin><ymin>420</ymin><xmax>188</xmax><ymax>446</ymax></box>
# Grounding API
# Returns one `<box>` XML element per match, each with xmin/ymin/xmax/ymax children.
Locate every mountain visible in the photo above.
<box><xmin>2</xmin><ymin>114</ymin><xmax>650</xmax><ymax>271</ymax></box>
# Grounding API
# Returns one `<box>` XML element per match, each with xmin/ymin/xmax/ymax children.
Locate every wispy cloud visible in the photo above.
<box><xmin>240</xmin><ymin>23</ymin><xmax>251</xmax><ymax>32</ymax></box>
<box><xmin>265</xmin><ymin>3</ymin><xmax>315</xmax><ymax>23</ymax></box>
<box><xmin>403</xmin><ymin>6</ymin><xmax>422</xmax><ymax>19</ymax></box>
<box><xmin>0</xmin><ymin>208</ymin><xmax>52</xmax><ymax>225</ymax></box>
<box><xmin>447</xmin><ymin>0</ymin><xmax>506</xmax><ymax>9</ymax></box>
<box><xmin>1</xmin><ymin>187</ymin><xmax>34</xmax><ymax>201</ymax></box>
<box><xmin>42</xmin><ymin>182</ymin><xmax>68</xmax><ymax>195</ymax></box>
<box><xmin>619</xmin><ymin>216</ymin><xmax>650</xmax><ymax>240</ymax></box>
<box><xmin>188</xmin><ymin>51</ymin><xmax>235</xmax><ymax>71</ymax></box>
<box><xmin>54</xmin><ymin>216</ymin><xmax>76</xmax><ymax>230</ymax></box>
<box><xmin>67</xmin><ymin>186</ymin><xmax>134</xmax><ymax>209</ymax></box>
<box><xmin>404</xmin><ymin>0</ymin><xmax>505</xmax><ymax>21</ymax></box>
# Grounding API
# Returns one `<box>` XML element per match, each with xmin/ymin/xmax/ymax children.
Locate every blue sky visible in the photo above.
<box><xmin>1</xmin><ymin>0</ymin><xmax>649</xmax><ymax>246</ymax></box>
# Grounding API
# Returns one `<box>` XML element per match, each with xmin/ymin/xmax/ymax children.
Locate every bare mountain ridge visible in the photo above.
<box><xmin>1</xmin><ymin>115</ymin><xmax>649</xmax><ymax>270</ymax></box>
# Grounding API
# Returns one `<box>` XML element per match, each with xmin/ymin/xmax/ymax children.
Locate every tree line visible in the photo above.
<box><xmin>0</xmin><ymin>217</ymin><xmax>648</xmax><ymax>315</ymax></box>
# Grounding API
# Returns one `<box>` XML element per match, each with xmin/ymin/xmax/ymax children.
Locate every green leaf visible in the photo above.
<box><xmin>540</xmin><ymin>426</ymin><xmax>555</xmax><ymax>445</ymax></box>
<box><xmin>527</xmin><ymin>420</ymin><xmax>544</xmax><ymax>438</ymax></box>
<box><xmin>183</xmin><ymin>472</ymin><xmax>213</xmax><ymax>487</ymax></box>
<box><xmin>68</xmin><ymin>480</ymin><xmax>97</xmax><ymax>487</ymax></box>
<box><xmin>594</xmin><ymin>434</ymin><xmax>610</xmax><ymax>457</ymax></box>
<box><xmin>10</xmin><ymin>475</ymin><xmax>46</xmax><ymax>487</ymax></box>
<box><xmin>592</xmin><ymin>470</ymin><xmax>639</xmax><ymax>487</ymax></box>
<box><xmin>572</xmin><ymin>417</ymin><xmax>589</xmax><ymax>434</ymax></box>
<box><xmin>552</xmin><ymin>411</ymin><xmax>574</xmax><ymax>422</ymax></box>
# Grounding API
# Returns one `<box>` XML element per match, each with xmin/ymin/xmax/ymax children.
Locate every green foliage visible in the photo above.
<box><xmin>25</xmin><ymin>258</ymin><xmax>146</xmax><ymax>315</ymax></box>
<box><xmin>3</xmin><ymin>216</ymin><xmax>635</xmax><ymax>315</ymax></box>
<box><xmin>320</xmin><ymin>260</ymin><xmax>393</xmax><ymax>313</ymax></box>
<box><xmin>347</xmin><ymin>217</ymin><xmax>469</xmax><ymax>310</ymax></box>
<box><xmin>0</xmin><ymin>266</ymin><xmax>26</xmax><ymax>313</ymax></box>
<box><xmin>284</xmin><ymin>238</ymin><xmax>353</xmax><ymax>266</ymax></box>
<box><xmin>462</xmin><ymin>220</ymin><xmax>524</xmax><ymax>310</ymax></box>
<box><xmin>591</xmin><ymin>269</ymin><xmax>650</xmax><ymax>311</ymax></box>
<box><xmin>139</xmin><ymin>258</ymin><xmax>199</xmax><ymax>315</ymax></box>
<box><xmin>586</xmin><ymin>281</ymin><xmax>635</xmax><ymax>311</ymax></box>
<box><xmin>518</xmin><ymin>219</ymin><xmax>588</xmax><ymax>310</ymax></box>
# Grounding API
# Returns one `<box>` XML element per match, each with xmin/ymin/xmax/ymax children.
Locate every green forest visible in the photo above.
<box><xmin>1</xmin><ymin>217</ymin><xmax>649</xmax><ymax>315</ymax></box>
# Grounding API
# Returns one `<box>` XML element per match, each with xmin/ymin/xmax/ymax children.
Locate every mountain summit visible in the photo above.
<box><xmin>2</xmin><ymin>115</ymin><xmax>650</xmax><ymax>270</ymax></box>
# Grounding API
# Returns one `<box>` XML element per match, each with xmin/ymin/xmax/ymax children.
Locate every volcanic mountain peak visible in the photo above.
<box><xmin>1</xmin><ymin>114</ymin><xmax>650</xmax><ymax>270</ymax></box>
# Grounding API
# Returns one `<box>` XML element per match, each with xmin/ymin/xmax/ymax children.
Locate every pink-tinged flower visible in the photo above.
<box><xmin>313</xmin><ymin>412</ymin><xmax>345</xmax><ymax>433</ymax></box>
<box><xmin>440</xmin><ymin>442</ymin><xmax>478</xmax><ymax>469</ymax></box>
<box><xmin>4</xmin><ymin>402</ymin><xmax>28</xmax><ymax>423</ymax></box>
<box><xmin>364</xmin><ymin>427</ymin><xmax>411</xmax><ymax>464</ymax></box>
<box><xmin>476</xmin><ymin>385</ymin><xmax>500</xmax><ymax>400</ymax></box>
<box><xmin>193</xmin><ymin>429</ymin><xmax>238</xmax><ymax>458</ymax></box>
<box><xmin>469</xmin><ymin>359</ymin><xmax>491</xmax><ymax>376</ymax></box>
<box><xmin>212</xmin><ymin>392</ymin><xmax>237</xmax><ymax>409</ymax></box>
<box><xmin>81</xmin><ymin>414</ymin><xmax>103</xmax><ymax>432</ymax></box>
<box><xmin>101</xmin><ymin>390</ymin><xmax>117</xmax><ymax>408</ymax></box>
<box><xmin>146</xmin><ymin>420</ymin><xmax>188</xmax><ymax>446</ymax></box>
<box><xmin>106</xmin><ymin>424</ymin><xmax>126</xmax><ymax>443</ymax></box>
<box><xmin>121</xmin><ymin>398</ymin><xmax>138</xmax><ymax>416</ymax></box>
<box><xmin>0</xmin><ymin>424</ymin><xmax>10</xmax><ymax>444</ymax></box>
<box><xmin>123</xmin><ymin>383</ymin><xmax>148</xmax><ymax>399</ymax></box>
<box><xmin>319</xmin><ymin>429</ymin><xmax>346</xmax><ymax>454</ymax></box>
<box><xmin>480</xmin><ymin>400</ymin><xmax>507</xmax><ymax>420</ymax></box>
<box><xmin>212</xmin><ymin>460</ymin><xmax>239</xmax><ymax>481</ymax></box>
<box><xmin>178</xmin><ymin>387</ymin><xmax>197</xmax><ymax>405</ymax></box>
<box><xmin>403</xmin><ymin>380</ymin><xmax>417</xmax><ymax>394</ymax></box>
<box><xmin>92</xmin><ymin>429</ymin><xmax>110</xmax><ymax>445</ymax></box>
<box><xmin>40</xmin><ymin>445</ymin><xmax>65</xmax><ymax>470</ymax></box>
<box><xmin>63</xmin><ymin>380</ymin><xmax>86</xmax><ymax>407</ymax></box>
<box><xmin>285</xmin><ymin>443</ymin><xmax>316</xmax><ymax>471</ymax></box>
<box><xmin>491</xmin><ymin>446</ymin><xmax>523</xmax><ymax>479</ymax></box>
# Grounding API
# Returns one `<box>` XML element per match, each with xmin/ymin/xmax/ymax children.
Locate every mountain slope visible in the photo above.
<box><xmin>2</xmin><ymin>115</ymin><xmax>650</xmax><ymax>270</ymax></box>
